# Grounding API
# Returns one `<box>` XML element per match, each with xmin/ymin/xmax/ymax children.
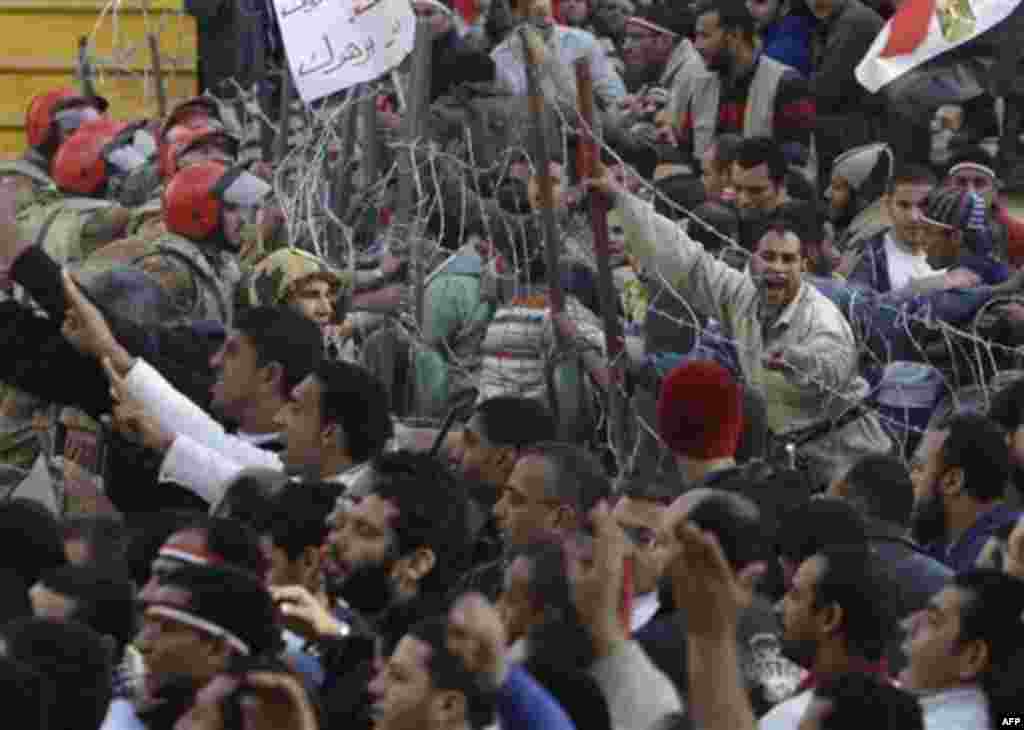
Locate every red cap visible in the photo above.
<box><xmin>657</xmin><ymin>360</ymin><xmax>744</xmax><ymax>460</ymax></box>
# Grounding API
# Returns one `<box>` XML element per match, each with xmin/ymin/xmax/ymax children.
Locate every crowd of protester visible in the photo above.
<box><xmin>0</xmin><ymin>0</ymin><xmax>1024</xmax><ymax>726</ymax></box>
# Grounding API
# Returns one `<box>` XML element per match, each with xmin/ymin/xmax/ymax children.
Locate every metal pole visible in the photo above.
<box><xmin>396</xmin><ymin>19</ymin><xmax>433</xmax><ymax>328</ymax></box>
<box><xmin>148</xmin><ymin>33</ymin><xmax>168</xmax><ymax>120</ymax></box>
<box><xmin>520</xmin><ymin>26</ymin><xmax>565</xmax><ymax>314</ymax></box>
<box><xmin>274</xmin><ymin>68</ymin><xmax>295</xmax><ymax>165</ymax></box>
<box><xmin>77</xmin><ymin>37</ymin><xmax>97</xmax><ymax>102</ymax></box>
<box><xmin>576</xmin><ymin>59</ymin><xmax>627</xmax><ymax>460</ymax></box>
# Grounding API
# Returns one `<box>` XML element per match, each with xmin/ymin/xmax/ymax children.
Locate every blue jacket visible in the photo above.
<box><xmin>926</xmin><ymin>504</ymin><xmax>1023</xmax><ymax>573</ymax></box>
<box><xmin>762</xmin><ymin>14</ymin><xmax>814</xmax><ymax>77</ymax></box>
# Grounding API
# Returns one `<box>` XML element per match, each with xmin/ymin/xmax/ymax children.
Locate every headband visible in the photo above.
<box><xmin>158</xmin><ymin>545</ymin><xmax>224</xmax><ymax>566</ymax></box>
<box><xmin>625</xmin><ymin>16</ymin><xmax>679</xmax><ymax>37</ymax></box>
<box><xmin>948</xmin><ymin>162</ymin><xmax>997</xmax><ymax>181</ymax></box>
<box><xmin>146</xmin><ymin>604</ymin><xmax>251</xmax><ymax>655</ymax></box>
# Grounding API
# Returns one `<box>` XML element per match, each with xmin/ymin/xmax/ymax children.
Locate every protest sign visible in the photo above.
<box><xmin>274</xmin><ymin>0</ymin><xmax>416</xmax><ymax>103</ymax></box>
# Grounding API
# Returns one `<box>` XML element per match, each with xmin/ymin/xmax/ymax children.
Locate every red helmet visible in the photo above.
<box><xmin>163</xmin><ymin>161</ymin><xmax>271</xmax><ymax>241</ymax></box>
<box><xmin>51</xmin><ymin>118</ymin><xmax>131</xmax><ymax>196</ymax></box>
<box><xmin>158</xmin><ymin>97</ymin><xmax>224</xmax><ymax>143</ymax></box>
<box><xmin>26</xmin><ymin>87</ymin><xmax>109</xmax><ymax>151</ymax></box>
<box><xmin>159</xmin><ymin>125</ymin><xmax>239</xmax><ymax>180</ymax></box>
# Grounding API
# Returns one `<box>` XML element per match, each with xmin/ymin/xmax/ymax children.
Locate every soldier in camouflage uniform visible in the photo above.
<box><xmin>104</xmin><ymin>160</ymin><xmax>271</xmax><ymax>326</ymax></box>
<box><xmin>0</xmin><ymin>112</ymin><xmax>136</xmax><ymax>476</ymax></box>
<box><xmin>20</xmin><ymin>118</ymin><xmax>154</xmax><ymax>267</ymax></box>
<box><xmin>127</xmin><ymin>125</ymin><xmax>240</xmax><ymax>243</ymax></box>
<box><xmin>0</xmin><ymin>88</ymin><xmax>108</xmax><ymax>214</ymax></box>
<box><xmin>244</xmin><ymin>247</ymin><xmax>346</xmax><ymax>325</ymax></box>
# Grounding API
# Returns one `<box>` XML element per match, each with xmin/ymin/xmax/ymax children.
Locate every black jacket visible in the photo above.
<box><xmin>0</xmin><ymin>247</ymin><xmax>225</xmax><ymax>514</ymax></box>
<box><xmin>186</xmin><ymin>0</ymin><xmax>274</xmax><ymax>99</ymax></box>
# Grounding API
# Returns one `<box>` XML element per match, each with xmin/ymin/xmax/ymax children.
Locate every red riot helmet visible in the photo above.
<box><xmin>163</xmin><ymin>161</ymin><xmax>271</xmax><ymax>242</ymax></box>
<box><xmin>26</xmin><ymin>87</ymin><xmax>109</xmax><ymax>154</ymax></box>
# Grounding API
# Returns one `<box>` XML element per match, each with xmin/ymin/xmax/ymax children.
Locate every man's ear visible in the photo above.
<box><xmin>262</xmin><ymin>361</ymin><xmax>285</xmax><ymax>393</ymax></box>
<box><xmin>432</xmin><ymin>689</ymin><xmax>468</xmax><ymax>729</ymax></box>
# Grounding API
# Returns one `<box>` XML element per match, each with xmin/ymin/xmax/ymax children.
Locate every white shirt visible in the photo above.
<box><xmin>758</xmin><ymin>689</ymin><xmax>813</xmax><ymax>730</ymax></box>
<box><xmin>920</xmin><ymin>686</ymin><xmax>991</xmax><ymax>730</ymax></box>
<box><xmin>884</xmin><ymin>234</ymin><xmax>937</xmax><ymax>291</ymax></box>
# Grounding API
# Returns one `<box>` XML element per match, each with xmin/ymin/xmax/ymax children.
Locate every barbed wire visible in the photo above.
<box><xmin>79</xmin><ymin>10</ymin><xmax>1024</xmax><ymax>475</ymax></box>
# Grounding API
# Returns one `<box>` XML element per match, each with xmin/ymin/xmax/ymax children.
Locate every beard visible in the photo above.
<box><xmin>911</xmin><ymin>490</ymin><xmax>948</xmax><ymax>547</ymax></box>
<box><xmin>331</xmin><ymin>558</ymin><xmax>397</xmax><ymax>617</ymax></box>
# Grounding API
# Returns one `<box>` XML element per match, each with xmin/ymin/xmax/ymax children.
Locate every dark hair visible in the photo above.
<box><xmin>1</xmin><ymin>618</ymin><xmax>113</xmax><ymax>730</ymax></box>
<box><xmin>212</xmin><ymin>468</ymin><xmax>291</xmax><ymax>525</ymax></box>
<box><xmin>843</xmin><ymin>454</ymin><xmax>915</xmax><ymax>528</ymax></box>
<box><xmin>369</xmin><ymin>451</ymin><xmax>473</xmax><ymax>595</ymax></box>
<box><xmin>688</xmin><ymin>491</ymin><xmax>767</xmax><ymax>570</ymax></box>
<box><xmin>316</xmin><ymin>360</ymin><xmax>393</xmax><ymax>463</ymax></box>
<box><xmin>689</xmin><ymin>201</ymin><xmax>740</xmax><ymax>253</ymax></box>
<box><xmin>952</xmin><ymin>570</ymin><xmax>1024</xmax><ymax>725</ymax></box>
<box><xmin>815</xmin><ymin>673</ymin><xmax>923</xmax><ymax>730</ymax></box>
<box><xmin>157</xmin><ymin>563</ymin><xmax>282</xmax><ymax>657</ymax></box>
<box><xmin>711</xmin><ymin>133</ymin><xmax>743</xmax><ymax>168</ymax></box>
<box><xmin>618</xmin><ymin>473</ymin><xmax>681</xmax><ymax>506</ymax></box>
<box><xmin>61</xmin><ymin>514</ymin><xmax>129</xmax><ymax>569</ymax></box>
<box><xmin>653</xmin><ymin>175</ymin><xmax>706</xmax><ymax>220</ymax></box>
<box><xmin>123</xmin><ymin>509</ymin><xmax>205</xmax><ymax>587</ymax></box>
<box><xmin>778</xmin><ymin>498</ymin><xmax>868</xmax><ymax>564</ymax></box>
<box><xmin>259</xmin><ymin>484</ymin><xmax>336</xmax><ymax>561</ymax></box>
<box><xmin>475</xmin><ymin>397</ymin><xmax>556</xmax><ymax>449</ymax></box>
<box><xmin>0</xmin><ymin>568</ymin><xmax>30</xmax><ymax>625</ymax></box>
<box><xmin>735</xmin><ymin>136</ymin><xmax>788</xmax><ymax>185</ymax></box>
<box><xmin>0</xmin><ymin>499</ymin><xmax>68</xmax><ymax>588</ymax></box>
<box><xmin>887</xmin><ymin>163</ymin><xmax>936</xmax><ymax>195</ymax></box>
<box><xmin>812</xmin><ymin>546</ymin><xmax>897</xmax><ymax>663</ymax></box>
<box><xmin>695</xmin><ymin>0</ymin><xmax>757</xmax><ymax>38</ymax></box>
<box><xmin>406</xmin><ymin>616</ymin><xmax>495</xmax><ymax>729</ymax></box>
<box><xmin>182</xmin><ymin>515</ymin><xmax>269</xmax><ymax>578</ymax></box>
<box><xmin>936</xmin><ymin>414</ymin><xmax>1010</xmax><ymax>502</ymax></box>
<box><xmin>988</xmin><ymin>377</ymin><xmax>1024</xmax><ymax>431</ymax></box>
<box><xmin>37</xmin><ymin>564</ymin><xmax>137</xmax><ymax>651</ymax></box>
<box><xmin>83</xmin><ymin>265</ymin><xmax>184</xmax><ymax>327</ymax></box>
<box><xmin>520</xmin><ymin>442</ymin><xmax>613</xmax><ymax>517</ymax></box>
<box><xmin>946</xmin><ymin>146</ymin><xmax>997</xmax><ymax>177</ymax></box>
<box><xmin>234</xmin><ymin>306</ymin><xmax>324</xmax><ymax>397</ymax></box>
<box><xmin>0</xmin><ymin>658</ymin><xmax>50</xmax><ymax>730</ymax></box>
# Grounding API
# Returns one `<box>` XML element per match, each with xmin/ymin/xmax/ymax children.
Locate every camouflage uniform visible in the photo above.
<box><xmin>244</xmin><ymin>247</ymin><xmax>348</xmax><ymax>311</ymax></box>
<box><xmin>87</xmin><ymin>231</ymin><xmax>244</xmax><ymax>326</ymax></box>
<box><xmin>13</xmin><ymin>192</ymin><xmax>131</xmax><ymax>270</ymax></box>
<box><xmin>0</xmin><ymin>153</ymin><xmax>60</xmax><ymax>213</ymax></box>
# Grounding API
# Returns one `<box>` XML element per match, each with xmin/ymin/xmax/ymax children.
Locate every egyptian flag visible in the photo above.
<box><xmin>855</xmin><ymin>0</ymin><xmax>1023</xmax><ymax>93</ymax></box>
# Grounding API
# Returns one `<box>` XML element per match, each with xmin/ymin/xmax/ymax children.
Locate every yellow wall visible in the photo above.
<box><xmin>0</xmin><ymin>0</ymin><xmax>197</xmax><ymax>158</ymax></box>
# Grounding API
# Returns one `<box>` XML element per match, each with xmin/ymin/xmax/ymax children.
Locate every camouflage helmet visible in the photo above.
<box><xmin>246</xmin><ymin>247</ymin><xmax>346</xmax><ymax>310</ymax></box>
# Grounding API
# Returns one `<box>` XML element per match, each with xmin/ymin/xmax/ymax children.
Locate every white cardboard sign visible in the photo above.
<box><xmin>274</xmin><ymin>0</ymin><xmax>416</xmax><ymax>103</ymax></box>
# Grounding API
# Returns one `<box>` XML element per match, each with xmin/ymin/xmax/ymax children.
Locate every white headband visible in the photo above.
<box><xmin>948</xmin><ymin>161</ymin><xmax>997</xmax><ymax>181</ymax></box>
<box><xmin>158</xmin><ymin>547</ymin><xmax>218</xmax><ymax>566</ymax></box>
<box><xmin>147</xmin><ymin>604</ymin><xmax>251</xmax><ymax>655</ymax></box>
<box><xmin>414</xmin><ymin>0</ymin><xmax>454</xmax><ymax>15</ymax></box>
<box><xmin>625</xmin><ymin>16</ymin><xmax>678</xmax><ymax>37</ymax></box>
